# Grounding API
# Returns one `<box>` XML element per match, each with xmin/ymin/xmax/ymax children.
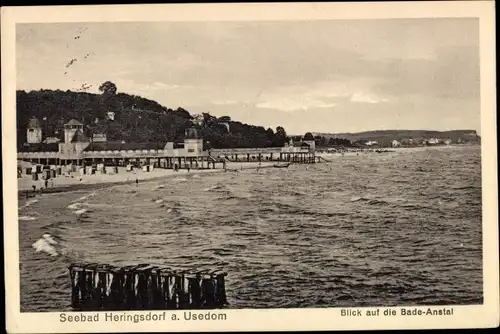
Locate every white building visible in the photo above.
<box><xmin>163</xmin><ymin>127</ymin><xmax>207</xmax><ymax>157</ymax></box>
<box><xmin>43</xmin><ymin>137</ymin><xmax>61</xmax><ymax>144</ymax></box>
<box><xmin>27</xmin><ymin>117</ymin><xmax>43</xmax><ymax>144</ymax></box>
<box><xmin>391</xmin><ymin>140</ymin><xmax>401</xmax><ymax>147</ymax></box>
<box><xmin>281</xmin><ymin>133</ymin><xmax>315</xmax><ymax>153</ymax></box>
<box><xmin>281</xmin><ymin>142</ymin><xmax>311</xmax><ymax>153</ymax></box>
<box><xmin>92</xmin><ymin>133</ymin><xmax>107</xmax><ymax>142</ymax></box>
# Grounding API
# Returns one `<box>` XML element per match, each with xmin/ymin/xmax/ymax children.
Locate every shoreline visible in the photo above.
<box><xmin>17</xmin><ymin>162</ymin><xmax>278</xmax><ymax>198</ymax></box>
<box><xmin>18</xmin><ymin>168</ymin><xmax>225</xmax><ymax>198</ymax></box>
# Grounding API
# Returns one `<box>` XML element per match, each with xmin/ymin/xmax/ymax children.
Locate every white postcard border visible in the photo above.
<box><xmin>2</xmin><ymin>2</ymin><xmax>498</xmax><ymax>332</ymax></box>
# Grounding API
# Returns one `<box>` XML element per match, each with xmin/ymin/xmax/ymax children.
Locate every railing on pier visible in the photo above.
<box><xmin>69</xmin><ymin>263</ymin><xmax>228</xmax><ymax>311</ymax></box>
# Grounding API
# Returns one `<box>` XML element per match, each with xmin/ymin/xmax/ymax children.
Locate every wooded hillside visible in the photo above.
<box><xmin>16</xmin><ymin>84</ymin><xmax>289</xmax><ymax>149</ymax></box>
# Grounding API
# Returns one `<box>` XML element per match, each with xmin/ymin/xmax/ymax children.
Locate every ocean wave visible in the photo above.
<box><xmin>32</xmin><ymin>233</ymin><xmax>59</xmax><ymax>257</ymax></box>
<box><xmin>19</xmin><ymin>215</ymin><xmax>37</xmax><ymax>221</ymax></box>
<box><xmin>67</xmin><ymin>202</ymin><xmax>81</xmax><ymax>210</ymax></box>
<box><xmin>349</xmin><ymin>196</ymin><xmax>407</xmax><ymax>206</ymax></box>
<box><xmin>451</xmin><ymin>185</ymin><xmax>481</xmax><ymax>190</ymax></box>
<box><xmin>173</xmin><ymin>177</ymin><xmax>188</xmax><ymax>182</ymax></box>
<box><xmin>74</xmin><ymin>192</ymin><xmax>96</xmax><ymax>203</ymax></box>
<box><xmin>20</xmin><ymin>199</ymin><xmax>39</xmax><ymax>210</ymax></box>
<box><xmin>74</xmin><ymin>208</ymin><xmax>91</xmax><ymax>217</ymax></box>
<box><xmin>204</xmin><ymin>184</ymin><xmax>228</xmax><ymax>192</ymax></box>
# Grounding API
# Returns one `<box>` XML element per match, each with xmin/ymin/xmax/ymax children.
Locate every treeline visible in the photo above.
<box><xmin>16</xmin><ymin>83</ymin><xmax>290</xmax><ymax>149</ymax></box>
<box><xmin>315</xmin><ymin>136</ymin><xmax>352</xmax><ymax>147</ymax></box>
<box><xmin>289</xmin><ymin>134</ymin><xmax>353</xmax><ymax>147</ymax></box>
<box><xmin>199</xmin><ymin>113</ymin><xmax>288</xmax><ymax>149</ymax></box>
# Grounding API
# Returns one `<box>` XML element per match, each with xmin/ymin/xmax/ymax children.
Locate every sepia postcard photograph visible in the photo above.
<box><xmin>2</xmin><ymin>1</ymin><xmax>498</xmax><ymax>333</ymax></box>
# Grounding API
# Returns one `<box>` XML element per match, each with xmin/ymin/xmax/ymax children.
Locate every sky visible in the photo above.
<box><xmin>16</xmin><ymin>19</ymin><xmax>480</xmax><ymax>135</ymax></box>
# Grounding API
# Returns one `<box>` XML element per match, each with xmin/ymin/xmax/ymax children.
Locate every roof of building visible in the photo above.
<box><xmin>84</xmin><ymin>141</ymin><xmax>165</xmax><ymax>152</ymax></box>
<box><xmin>185</xmin><ymin>127</ymin><xmax>201</xmax><ymax>140</ymax></box>
<box><xmin>43</xmin><ymin>137</ymin><xmax>61</xmax><ymax>143</ymax></box>
<box><xmin>27</xmin><ymin>117</ymin><xmax>41</xmax><ymax>129</ymax></box>
<box><xmin>296</xmin><ymin>142</ymin><xmax>310</xmax><ymax>147</ymax></box>
<box><xmin>66</xmin><ymin>119</ymin><xmax>83</xmax><ymax>126</ymax></box>
<box><xmin>19</xmin><ymin>143</ymin><xmax>59</xmax><ymax>152</ymax></box>
<box><xmin>71</xmin><ymin>130</ymin><xmax>90</xmax><ymax>143</ymax></box>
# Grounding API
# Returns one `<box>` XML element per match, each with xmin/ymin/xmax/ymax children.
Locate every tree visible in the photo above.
<box><xmin>219</xmin><ymin>116</ymin><xmax>232</xmax><ymax>122</ymax></box>
<box><xmin>98</xmin><ymin>81</ymin><xmax>117</xmax><ymax>95</ymax></box>
<box><xmin>315</xmin><ymin>136</ymin><xmax>327</xmax><ymax>147</ymax></box>
<box><xmin>303</xmin><ymin>132</ymin><xmax>314</xmax><ymax>141</ymax></box>
<box><xmin>276</xmin><ymin>126</ymin><xmax>287</xmax><ymax>138</ymax></box>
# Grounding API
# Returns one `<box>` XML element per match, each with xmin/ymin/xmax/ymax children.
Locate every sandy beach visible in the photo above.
<box><xmin>16</xmin><ymin>160</ymin><xmax>280</xmax><ymax>195</ymax></box>
<box><xmin>17</xmin><ymin>165</ymin><xmax>224</xmax><ymax>194</ymax></box>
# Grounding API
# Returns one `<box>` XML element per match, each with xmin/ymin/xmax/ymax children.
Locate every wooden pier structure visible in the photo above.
<box><xmin>18</xmin><ymin>119</ymin><xmax>324</xmax><ymax>173</ymax></box>
<box><xmin>18</xmin><ymin>152</ymin><xmax>223</xmax><ymax>170</ymax></box>
<box><xmin>210</xmin><ymin>148</ymin><xmax>321</xmax><ymax>164</ymax></box>
<box><xmin>69</xmin><ymin>263</ymin><xmax>228</xmax><ymax>311</ymax></box>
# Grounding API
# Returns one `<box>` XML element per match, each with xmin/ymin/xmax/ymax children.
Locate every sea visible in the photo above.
<box><xmin>18</xmin><ymin>145</ymin><xmax>483</xmax><ymax>311</ymax></box>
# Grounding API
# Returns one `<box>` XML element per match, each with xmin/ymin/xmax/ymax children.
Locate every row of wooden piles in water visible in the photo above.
<box><xmin>69</xmin><ymin>263</ymin><xmax>228</xmax><ymax>310</ymax></box>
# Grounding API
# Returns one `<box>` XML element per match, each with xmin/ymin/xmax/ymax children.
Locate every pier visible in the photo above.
<box><xmin>18</xmin><ymin>119</ymin><xmax>324</xmax><ymax>174</ymax></box>
<box><xmin>69</xmin><ymin>263</ymin><xmax>228</xmax><ymax>311</ymax></box>
<box><xmin>210</xmin><ymin>148</ymin><xmax>321</xmax><ymax>164</ymax></box>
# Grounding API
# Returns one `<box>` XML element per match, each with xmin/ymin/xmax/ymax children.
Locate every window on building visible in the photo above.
<box><xmin>188</xmin><ymin>149</ymin><xmax>195</xmax><ymax>153</ymax></box>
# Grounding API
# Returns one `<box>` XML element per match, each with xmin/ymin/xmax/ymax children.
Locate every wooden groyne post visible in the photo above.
<box><xmin>69</xmin><ymin>263</ymin><xmax>228</xmax><ymax>310</ymax></box>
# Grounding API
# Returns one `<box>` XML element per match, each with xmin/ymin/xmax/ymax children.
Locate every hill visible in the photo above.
<box><xmin>16</xmin><ymin>85</ymin><xmax>289</xmax><ymax>150</ymax></box>
<box><xmin>312</xmin><ymin>129</ymin><xmax>481</xmax><ymax>144</ymax></box>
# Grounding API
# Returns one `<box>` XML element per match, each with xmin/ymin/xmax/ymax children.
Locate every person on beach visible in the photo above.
<box><xmin>136</xmin><ymin>178</ymin><xmax>139</xmax><ymax>187</ymax></box>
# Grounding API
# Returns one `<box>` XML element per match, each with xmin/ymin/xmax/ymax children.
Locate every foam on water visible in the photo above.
<box><xmin>204</xmin><ymin>184</ymin><xmax>228</xmax><ymax>192</ymax></box>
<box><xmin>73</xmin><ymin>191</ymin><xmax>97</xmax><ymax>203</ymax></box>
<box><xmin>19</xmin><ymin>215</ymin><xmax>37</xmax><ymax>221</ymax></box>
<box><xmin>74</xmin><ymin>208</ymin><xmax>89</xmax><ymax>217</ymax></box>
<box><xmin>32</xmin><ymin>234</ymin><xmax>59</xmax><ymax>257</ymax></box>
<box><xmin>67</xmin><ymin>203</ymin><xmax>81</xmax><ymax>210</ymax></box>
<box><xmin>20</xmin><ymin>199</ymin><xmax>39</xmax><ymax>210</ymax></box>
<box><xmin>173</xmin><ymin>177</ymin><xmax>188</xmax><ymax>182</ymax></box>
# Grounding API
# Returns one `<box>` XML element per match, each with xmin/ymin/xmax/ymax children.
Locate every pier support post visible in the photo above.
<box><xmin>68</xmin><ymin>265</ymin><xmax>229</xmax><ymax>310</ymax></box>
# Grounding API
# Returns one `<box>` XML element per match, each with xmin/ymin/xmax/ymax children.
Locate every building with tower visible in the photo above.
<box><xmin>64</xmin><ymin>119</ymin><xmax>85</xmax><ymax>143</ymax></box>
<box><xmin>58</xmin><ymin>119</ymin><xmax>91</xmax><ymax>160</ymax></box>
<box><xmin>302</xmin><ymin>132</ymin><xmax>316</xmax><ymax>152</ymax></box>
<box><xmin>183</xmin><ymin>127</ymin><xmax>204</xmax><ymax>155</ymax></box>
<box><xmin>27</xmin><ymin>117</ymin><xmax>43</xmax><ymax>144</ymax></box>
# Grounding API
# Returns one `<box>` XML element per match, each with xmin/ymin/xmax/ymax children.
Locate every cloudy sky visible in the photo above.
<box><xmin>16</xmin><ymin>19</ymin><xmax>480</xmax><ymax>135</ymax></box>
